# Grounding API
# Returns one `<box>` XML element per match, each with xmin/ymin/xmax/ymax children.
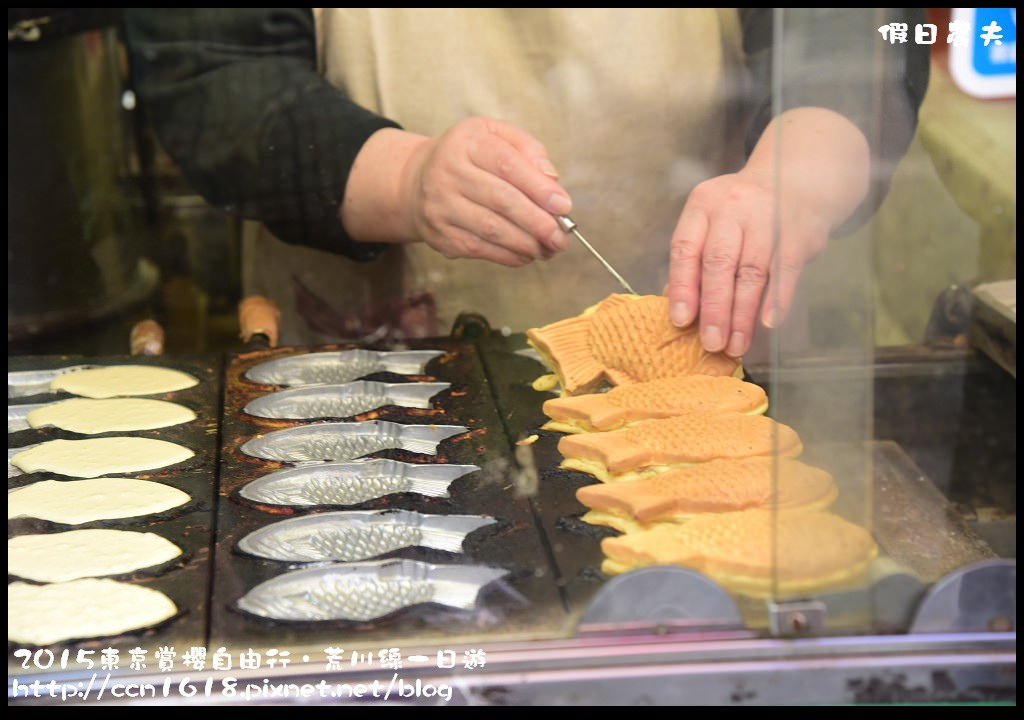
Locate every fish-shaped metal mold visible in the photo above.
<box><xmin>240</xmin><ymin>420</ymin><xmax>468</xmax><ymax>463</ymax></box>
<box><xmin>238</xmin><ymin>458</ymin><xmax>478</xmax><ymax>507</ymax></box>
<box><xmin>8</xmin><ymin>365</ymin><xmax>96</xmax><ymax>399</ymax></box>
<box><xmin>243</xmin><ymin>381</ymin><xmax>450</xmax><ymax>420</ymax></box>
<box><xmin>245</xmin><ymin>349</ymin><xmax>445</xmax><ymax>387</ymax></box>
<box><xmin>236</xmin><ymin>559</ymin><xmax>508</xmax><ymax>622</ymax></box>
<box><xmin>237</xmin><ymin>509</ymin><xmax>496</xmax><ymax>562</ymax></box>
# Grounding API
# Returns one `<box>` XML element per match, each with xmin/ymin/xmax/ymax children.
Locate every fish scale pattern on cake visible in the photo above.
<box><xmin>604</xmin><ymin>376</ymin><xmax>764</xmax><ymax>411</ymax></box>
<box><xmin>601</xmin><ymin>509</ymin><xmax>878</xmax><ymax>597</ymax></box>
<box><xmin>527</xmin><ymin>294</ymin><xmax>740</xmax><ymax>395</ymax></box>
<box><xmin>620</xmin><ymin>412</ymin><xmax>802</xmax><ymax>463</ymax></box>
<box><xmin>557</xmin><ymin>411</ymin><xmax>804</xmax><ymax>480</ymax></box>
<box><xmin>589</xmin><ymin>296</ymin><xmax>739</xmax><ymax>385</ymax></box>
<box><xmin>576</xmin><ymin>457</ymin><xmax>838</xmax><ymax>521</ymax></box>
<box><xmin>542</xmin><ymin>375</ymin><xmax>768</xmax><ymax>433</ymax></box>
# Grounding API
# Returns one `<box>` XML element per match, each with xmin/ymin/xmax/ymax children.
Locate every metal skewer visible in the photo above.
<box><xmin>556</xmin><ymin>215</ymin><xmax>638</xmax><ymax>295</ymax></box>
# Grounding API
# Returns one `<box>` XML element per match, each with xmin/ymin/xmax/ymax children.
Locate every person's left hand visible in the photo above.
<box><xmin>665</xmin><ymin>107</ymin><xmax>871</xmax><ymax>359</ymax></box>
<box><xmin>665</xmin><ymin>168</ymin><xmax>831</xmax><ymax>358</ymax></box>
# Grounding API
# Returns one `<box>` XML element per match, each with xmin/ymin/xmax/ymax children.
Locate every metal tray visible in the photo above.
<box><xmin>7</xmin><ymin>354</ymin><xmax>222</xmax><ymax>670</ymax></box>
<box><xmin>210</xmin><ymin>340</ymin><xmax>569</xmax><ymax>654</ymax></box>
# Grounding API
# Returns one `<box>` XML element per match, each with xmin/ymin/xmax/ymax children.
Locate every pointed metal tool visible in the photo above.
<box><xmin>556</xmin><ymin>215</ymin><xmax>638</xmax><ymax>295</ymax></box>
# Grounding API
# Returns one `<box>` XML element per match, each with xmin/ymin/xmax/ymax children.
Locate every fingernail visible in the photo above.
<box><xmin>763</xmin><ymin>308</ymin><xmax>779</xmax><ymax>328</ymax></box>
<box><xmin>670</xmin><ymin>302</ymin><xmax>692</xmax><ymax>327</ymax></box>
<box><xmin>547</xmin><ymin>228</ymin><xmax>569</xmax><ymax>252</ymax></box>
<box><xmin>547</xmin><ymin>193</ymin><xmax>572</xmax><ymax>215</ymax></box>
<box><xmin>702</xmin><ymin>325</ymin><xmax>724</xmax><ymax>352</ymax></box>
<box><xmin>537</xmin><ymin>158</ymin><xmax>560</xmax><ymax>178</ymax></box>
<box><xmin>726</xmin><ymin>331</ymin><xmax>746</xmax><ymax>358</ymax></box>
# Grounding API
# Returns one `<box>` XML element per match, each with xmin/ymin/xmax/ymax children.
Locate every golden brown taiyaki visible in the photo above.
<box><xmin>576</xmin><ymin>457</ymin><xmax>838</xmax><ymax>533</ymax></box>
<box><xmin>526</xmin><ymin>294</ymin><xmax>741</xmax><ymax>396</ymax></box>
<box><xmin>557</xmin><ymin>410</ymin><xmax>803</xmax><ymax>483</ymax></box>
<box><xmin>542</xmin><ymin>375</ymin><xmax>768</xmax><ymax>433</ymax></box>
<box><xmin>600</xmin><ymin>509</ymin><xmax>878</xmax><ymax>599</ymax></box>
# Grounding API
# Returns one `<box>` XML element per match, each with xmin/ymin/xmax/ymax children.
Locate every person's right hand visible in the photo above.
<box><xmin>342</xmin><ymin>117</ymin><xmax>574</xmax><ymax>267</ymax></box>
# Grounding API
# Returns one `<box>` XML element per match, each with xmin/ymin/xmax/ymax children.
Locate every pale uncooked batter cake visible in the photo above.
<box><xmin>50</xmin><ymin>365</ymin><xmax>198</xmax><ymax>398</ymax></box>
<box><xmin>7</xmin><ymin>478</ymin><xmax>190</xmax><ymax>524</ymax></box>
<box><xmin>27</xmin><ymin>398</ymin><xmax>196</xmax><ymax>434</ymax></box>
<box><xmin>8</xmin><ymin>579</ymin><xmax>178</xmax><ymax>645</ymax></box>
<box><xmin>10</xmin><ymin>437</ymin><xmax>194</xmax><ymax>477</ymax></box>
<box><xmin>8</xmin><ymin>529</ymin><xmax>182</xmax><ymax>583</ymax></box>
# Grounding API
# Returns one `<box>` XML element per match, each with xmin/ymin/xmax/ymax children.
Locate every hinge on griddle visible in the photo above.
<box><xmin>768</xmin><ymin>599</ymin><xmax>827</xmax><ymax>636</ymax></box>
<box><xmin>576</xmin><ymin>566</ymin><xmax>749</xmax><ymax>637</ymax></box>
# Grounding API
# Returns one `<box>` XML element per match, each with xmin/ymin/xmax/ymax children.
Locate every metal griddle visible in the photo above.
<box><xmin>7</xmin><ymin>354</ymin><xmax>222</xmax><ymax>667</ymax></box>
<box><xmin>7</xmin><ymin>329</ymin><xmax>1008</xmax><ymax>676</ymax></box>
<box><xmin>473</xmin><ymin>328</ymin><xmax>1002</xmax><ymax>631</ymax></box>
<box><xmin>210</xmin><ymin>338</ymin><xmax>570</xmax><ymax>655</ymax></box>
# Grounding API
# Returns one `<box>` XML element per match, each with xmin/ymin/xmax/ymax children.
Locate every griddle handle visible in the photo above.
<box><xmin>239</xmin><ymin>295</ymin><xmax>281</xmax><ymax>350</ymax></box>
<box><xmin>129</xmin><ymin>318</ymin><xmax>165</xmax><ymax>356</ymax></box>
<box><xmin>451</xmin><ymin>312</ymin><xmax>492</xmax><ymax>340</ymax></box>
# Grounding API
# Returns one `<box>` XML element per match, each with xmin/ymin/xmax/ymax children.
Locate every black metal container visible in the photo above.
<box><xmin>8</xmin><ymin>10</ymin><xmax>156</xmax><ymax>342</ymax></box>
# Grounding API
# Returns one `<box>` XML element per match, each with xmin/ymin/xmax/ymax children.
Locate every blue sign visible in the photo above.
<box><xmin>973</xmin><ymin>8</ymin><xmax>1016</xmax><ymax>75</ymax></box>
<box><xmin>950</xmin><ymin>7</ymin><xmax>1016</xmax><ymax>98</ymax></box>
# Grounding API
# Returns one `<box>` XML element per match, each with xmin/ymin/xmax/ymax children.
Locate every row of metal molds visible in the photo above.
<box><xmin>8</xmin><ymin>356</ymin><xmax>223</xmax><ymax>653</ymax></box>
<box><xmin>211</xmin><ymin>341</ymin><xmax>571</xmax><ymax>655</ymax></box>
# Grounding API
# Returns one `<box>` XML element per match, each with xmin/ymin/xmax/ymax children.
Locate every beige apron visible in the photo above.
<box><xmin>244</xmin><ymin>8</ymin><xmax>748</xmax><ymax>345</ymax></box>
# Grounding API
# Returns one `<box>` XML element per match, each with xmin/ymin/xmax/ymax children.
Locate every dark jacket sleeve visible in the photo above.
<box><xmin>738</xmin><ymin>8</ymin><xmax>930</xmax><ymax>235</ymax></box>
<box><xmin>122</xmin><ymin>8</ymin><xmax>398</xmax><ymax>259</ymax></box>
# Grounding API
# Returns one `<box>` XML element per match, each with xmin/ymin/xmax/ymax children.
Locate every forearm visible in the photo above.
<box><xmin>123</xmin><ymin>8</ymin><xmax>397</xmax><ymax>259</ymax></box>
<box><xmin>739</xmin><ymin>8</ymin><xmax>929</xmax><ymax>232</ymax></box>
<box><xmin>667</xmin><ymin>107</ymin><xmax>871</xmax><ymax>353</ymax></box>
<box><xmin>742</xmin><ymin>107</ymin><xmax>870</xmax><ymax>231</ymax></box>
<box><xmin>339</xmin><ymin>128</ymin><xmax>431</xmax><ymax>245</ymax></box>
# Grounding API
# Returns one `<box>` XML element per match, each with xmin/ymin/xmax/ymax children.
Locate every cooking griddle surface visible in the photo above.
<box><xmin>7</xmin><ymin>354</ymin><xmax>222</xmax><ymax>669</ymax></box>
<box><xmin>211</xmin><ymin>341</ymin><xmax>569</xmax><ymax>654</ymax></box>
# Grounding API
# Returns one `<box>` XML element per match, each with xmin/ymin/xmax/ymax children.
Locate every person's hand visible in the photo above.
<box><xmin>666</xmin><ymin>107</ymin><xmax>871</xmax><ymax>358</ymax></box>
<box><xmin>666</xmin><ymin>169</ymin><xmax>831</xmax><ymax>358</ymax></box>
<box><xmin>341</xmin><ymin>117</ymin><xmax>573</xmax><ymax>267</ymax></box>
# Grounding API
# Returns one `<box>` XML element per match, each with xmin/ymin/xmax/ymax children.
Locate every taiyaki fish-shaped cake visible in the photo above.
<box><xmin>8</xmin><ymin>364</ymin><xmax>199</xmax><ymax>399</ymax></box>
<box><xmin>600</xmin><ymin>509</ymin><xmax>878</xmax><ymax>599</ymax></box>
<box><xmin>542</xmin><ymin>375</ymin><xmax>768</xmax><ymax>433</ymax></box>
<box><xmin>9</xmin><ymin>437</ymin><xmax>194</xmax><ymax>478</ymax></box>
<box><xmin>8</xmin><ymin>478</ymin><xmax>191</xmax><ymax>524</ymax></box>
<box><xmin>576</xmin><ymin>457</ymin><xmax>838</xmax><ymax>533</ymax></box>
<box><xmin>8</xmin><ymin>529</ymin><xmax>183</xmax><ymax>583</ymax></box>
<box><xmin>557</xmin><ymin>410</ymin><xmax>803</xmax><ymax>483</ymax></box>
<box><xmin>526</xmin><ymin>294</ymin><xmax>741</xmax><ymax>396</ymax></box>
<box><xmin>9</xmin><ymin>579</ymin><xmax>178</xmax><ymax>645</ymax></box>
<box><xmin>9</xmin><ymin>397</ymin><xmax>196</xmax><ymax>434</ymax></box>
